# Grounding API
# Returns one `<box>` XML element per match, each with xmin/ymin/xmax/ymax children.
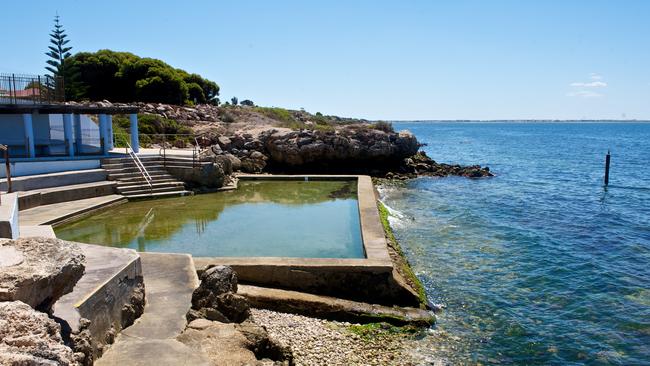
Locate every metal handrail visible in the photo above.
<box><xmin>126</xmin><ymin>142</ymin><xmax>153</xmax><ymax>190</ymax></box>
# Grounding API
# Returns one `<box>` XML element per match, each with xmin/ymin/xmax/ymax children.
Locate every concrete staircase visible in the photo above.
<box><xmin>101</xmin><ymin>156</ymin><xmax>192</xmax><ymax>199</ymax></box>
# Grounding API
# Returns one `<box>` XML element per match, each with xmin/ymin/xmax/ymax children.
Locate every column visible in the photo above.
<box><xmin>22</xmin><ymin>114</ymin><xmax>35</xmax><ymax>158</ymax></box>
<box><xmin>98</xmin><ymin>114</ymin><xmax>110</xmax><ymax>155</ymax></box>
<box><xmin>107</xmin><ymin>115</ymin><xmax>114</xmax><ymax>150</ymax></box>
<box><xmin>129</xmin><ymin>113</ymin><xmax>139</xmax><ymax>153</ymax></box>
<box><xmin>63</xmin><ymin>113</ymin><xmax>74</xmax><ymax>157</ymax></box>
<box><xmin>74</xmin><ymin>114</ymin><xmax>82</xmax><ymax>154</ymax></box>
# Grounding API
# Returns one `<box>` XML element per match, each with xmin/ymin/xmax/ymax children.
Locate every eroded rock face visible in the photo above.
<box><xmin>0</xmin><ymin>301</ymin><xmax>79</xmax><ymax>366</ymax></box>
<box><xmin>0</xmin><ymin>237</ymin><xmax>85</xmax><ymax>312</ymax></box>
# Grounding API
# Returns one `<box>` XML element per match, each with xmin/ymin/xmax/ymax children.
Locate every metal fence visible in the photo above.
<box><xmin>0</xmin><ymin>73</ymin><xmax>64</xmax><ymax>105</ymax></box>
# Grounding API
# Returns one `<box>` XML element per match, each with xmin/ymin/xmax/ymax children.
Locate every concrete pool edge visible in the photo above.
<box><xmin>193</xmin><ymin>175</ymin><xmax>419</xmax><ymax>306</ymax></box>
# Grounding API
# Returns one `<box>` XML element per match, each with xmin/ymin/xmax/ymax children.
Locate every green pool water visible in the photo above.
<box><xmin>55</xmin><ymin>180</ymin><xmax>365</xmax><ymax>258</ymax></box>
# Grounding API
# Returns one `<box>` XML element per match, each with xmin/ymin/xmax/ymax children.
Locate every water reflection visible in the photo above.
<box><xmin>56</xmin><ymin>180</ymin><xmax>363</xmax><ymax>258</ymax></box>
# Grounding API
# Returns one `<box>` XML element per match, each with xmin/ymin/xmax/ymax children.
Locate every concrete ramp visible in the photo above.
<box><xmin>96</xmin><ymin>253</ymin><xmax>208</xmax><ymax>366</ymax></box>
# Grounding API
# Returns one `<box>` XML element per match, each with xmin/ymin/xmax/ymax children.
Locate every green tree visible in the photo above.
<box><xmin>45</xmin><ymin>15</ymin><xmax>73</xmax><ymax>77</ymax></box>
<box><xmin>64</xmin><ymin>49</ymin><xmax>220</xmax><ymax>105</ymax></box>
<box><xmin>240</xmin><ymin>99</ymin><xmax>254</xmax><ymax>106</ymax></box>
<box><xmin>231</xmin><ymin>97</ymin><xmax>238</xmax><ymax>105</ymax></box>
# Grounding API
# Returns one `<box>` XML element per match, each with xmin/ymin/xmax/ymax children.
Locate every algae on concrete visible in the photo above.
<box><xmin>377</xmin><ymin>201</ymin><xmax>428</xmax><ymax>308</ymax></box>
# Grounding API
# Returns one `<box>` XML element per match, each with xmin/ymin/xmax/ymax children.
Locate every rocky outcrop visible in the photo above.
<box><xmin>201</xmin><ymin>126</ymin><xmax>421</xmax><ymax>174</ymax></box>
<box><xmin>389</xmin><ymin>151</ymin><xmax>494</xmax><ymax>179</ymax></box>
<box><xmin>182</xmin><ymin>266</ymin><xmax>291</xmax><ymax>365</ymax></box>
<box><xmin>0</xmin><ymin>301</ymin><xmax>79</xmax><ymax>366</ymax></box>
<box><xmin>200</xmin><ymin>126</ymin><xmax>493</xmax><ymax>178</ymax></box>
<box><xmin>0</xmin><ymin>237</ymin><xmax>85</xmax><ymax>313</ymax></box>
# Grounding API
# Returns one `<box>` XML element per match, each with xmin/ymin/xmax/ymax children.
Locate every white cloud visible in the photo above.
<box><xmin>567</xmin><ymin>90</ymin><xmax>603</xmax><ymax>98</ymax></box>
<box><xmin>569</xmin><ymin>81</ymin><xmax>607</xmax><ymax>87</ymax></box>
<box><xmin>590</xmin><ymin>73</ymin><xmax>603</xmax><ymax>80</ymax></box>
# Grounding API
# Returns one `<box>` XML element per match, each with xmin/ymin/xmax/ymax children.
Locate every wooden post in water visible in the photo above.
<box><xmin>604</xmin><ymin>150</ymin><xmax>611</xmax><ymax>186</ymax></box>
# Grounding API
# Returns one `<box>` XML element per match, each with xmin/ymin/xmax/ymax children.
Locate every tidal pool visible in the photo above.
<box><xmin>55</xmin><ymin>180</ymin><xmax>364</xmax><ymax>258</ymax></box>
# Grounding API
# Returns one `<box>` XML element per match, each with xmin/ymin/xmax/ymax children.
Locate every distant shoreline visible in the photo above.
<box><xmin>390</xmin><ymin>120</ymin><xmax>650</xmax><ymax>123</ymax></box>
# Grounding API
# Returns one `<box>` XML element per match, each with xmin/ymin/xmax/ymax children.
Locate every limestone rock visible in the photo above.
<box><xmin>0</xmin><ymin>237</ymin><xmax>85</xmax><ymax>312</ymax></box>
<box><xmin>192</xmin><ymin>265</ymin><xmax>238</xmax><ymax>309</ymax></box>
<box><xmin>0</xmin><ymin>301</ymin><xmax>78</xmax><ymax>366</ymax></box>
<box><xmin>189</xmin><ymin>265</ymin><xmax>253</xmax><ymax>324</ymax></box>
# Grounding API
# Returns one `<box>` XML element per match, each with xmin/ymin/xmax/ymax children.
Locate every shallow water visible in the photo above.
<box><xmin>382</xmin><ymin>122</ymin><xmax>650</xmax><ymax>365</ymax></box>
<box><xmin>56</xmin><ymin>180</ymin><xmax>364</xmax><ymax>258</ymax></box>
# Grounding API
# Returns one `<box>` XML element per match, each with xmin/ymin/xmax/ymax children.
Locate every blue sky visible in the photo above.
<box><xmin>3</xmin><ymin>0</ymin><xmax>649</xmax><ymax>120</ymax></box>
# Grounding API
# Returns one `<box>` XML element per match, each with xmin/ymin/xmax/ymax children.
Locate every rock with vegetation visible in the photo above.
<box><xmin>0</xmin><ymin>301</ymin><xmax>79</xmax><ymax>366</ymax></box>
<box><xmin>0</xmin><ymin>237</ymin><xmax>85</xmax><ymax>313</ymax></box>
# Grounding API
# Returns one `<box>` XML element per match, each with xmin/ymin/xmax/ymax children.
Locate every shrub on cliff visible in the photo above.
<box><xmin>373</xmin><ymin>121</ymin><xmax>395</xmax><ymax>133</ymax></box>
<box><xmin>63</xmin><ymin>49</ymin><xmax>219</xmax><ymax>105</ymax></box>
<box><xmin>112</xmin><ymin>114</ymin><xmax>192</xmax><ymax>147</ymax></box>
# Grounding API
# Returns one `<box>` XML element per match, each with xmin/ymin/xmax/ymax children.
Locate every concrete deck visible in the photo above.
<box><xmin>19</xmin><ymin>194</ymin><xmax>127</xmax><ymax>226</ymax></box>
<box><xmin>19</xmin><ymin>225</ymin><xmax>56</xmax><ymax>238</ymax></box>
<box><xmin>96</xmin><ymin>253</ymin><xmax>205</xmax><ymax>366</ymax></box>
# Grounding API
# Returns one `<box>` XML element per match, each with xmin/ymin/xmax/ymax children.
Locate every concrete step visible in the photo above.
<box><xmin>126</xmin><ymin>190</ymin><xmax>194</xmax><ymax>200</ymax></box>
<box><xmin>102</xmin><ymin>156</ymin><xmax>165</xmax><ymax>164</ymax></box>
<box><xmin>107</xmin><ymin>172</ymin><xmax>174</xmax><ymax>181</ymax></box>
<box><xmin>117</xmin><ymin>181</ymin><xmax>185</xmax><ymax>193</ymax></box>
<box><xmin>119</xmin><ymin>186</ymin><xmax>187</xmax><ymax>196</ymax></box>
<box><xmin>19</xmin><ymin>194</ymin><xmax>127</xmax><ymax>226</ymax></box>
<box><xmin>1</xmin><ymin>169</ymin><xmax>107</xmax><ymax>192</ymax></box>
<box><xmin>239</xmin><ymin>285</ymin><xmax>435</xmax><ymax>327</ymax></box>
<box><xmin>95</xmin><ymin>253</ymin><xmax>204</xmax><ymax>366</ymax></box>
<box><xmin>116</xmin><ymin>178</ymin><xmax>179</xmax><ymax>187</ymax></box>
<box><xmin>104</xmin><ymin>166</ymin><xmax>169</xmax><ymax>174</ymax></box>
<box><xmin>16</xmin><ymin>181</ymin><xmax>117</xmax><ymax>210</ymax></box>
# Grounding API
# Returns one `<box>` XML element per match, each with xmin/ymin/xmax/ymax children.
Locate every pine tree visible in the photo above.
<box><xmin>45</xmin><ymin>15</ymin><xmax>72</xmax><ymax>77</ymax></box>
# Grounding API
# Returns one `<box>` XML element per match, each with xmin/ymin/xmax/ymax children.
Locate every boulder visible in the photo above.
<box><xmin>217</xmin><ymin>136</ymin><xmax>232</xmax><ymax>150</ymax></box>
<box><xmin>189</xmin><ymin>265</ymin><xmax>252</xmax><ymax>324</ymax></box>
<box><xmin>0</xmin><ymin>237</ymin><xmax>85</xmax><ymax>312</ymax></box>
<box><xmin>224</xmin><ymin>154</ymin><xmax>242</xmax><ymax>171</ymax></box>
<box><xmin>0</xmin><ymin>301</ymin><xmax>79</xmax><ymax>365</ymax></box>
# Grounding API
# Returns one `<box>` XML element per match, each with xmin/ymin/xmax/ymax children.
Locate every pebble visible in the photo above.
<box><xmin>251</xmin><ymin>308</ymin><xmax>426</xmax><ymax>366</ymax></box>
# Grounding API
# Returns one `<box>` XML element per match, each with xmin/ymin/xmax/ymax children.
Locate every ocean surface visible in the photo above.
<box><xmin>380</xmin><ymin>122</ymin><xmax>650</xmax><ymax>365</ymax></box>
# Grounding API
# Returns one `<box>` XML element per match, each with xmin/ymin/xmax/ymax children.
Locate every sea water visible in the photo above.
<box><xmin>381</xmin><ymin>122</ymin><xmax>650</xmax><ymax>365</ymax></box>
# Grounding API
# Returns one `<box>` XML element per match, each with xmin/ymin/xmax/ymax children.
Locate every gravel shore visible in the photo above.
<box><xmin>251</xmin><ymin>308</ymin><xmax>441</xmax><ymax>366</ymax></box>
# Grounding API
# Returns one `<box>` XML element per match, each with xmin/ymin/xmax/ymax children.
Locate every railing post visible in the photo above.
<box><xmin>11</xmin><ymin>74</ymin><xmax>17</xmax><ymax>105</ymax></box>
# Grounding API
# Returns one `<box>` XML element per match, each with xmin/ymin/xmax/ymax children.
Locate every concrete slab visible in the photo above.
<box><xmin>19</xmin><ymin>194</ymin><xmax>127</xmax><ymax>226</ymax></box>
<box><xmin>240</xmin><ymin>285</ymin><xmax>434</xmax><ymax>326</ymax></box>
<box><xmin>19</xmin><ymin>225</ymin><xmax>56</xmax><ymax>238</ymax></box>
<box><xmin>95</xmin><ymin>339</ymin><xmax>210</xmax><ymax>366</ymax></box>
<box><xmin>0</xmin><ymin>193</ymin><xmax>19</xmax><ymax>239</ymax></box>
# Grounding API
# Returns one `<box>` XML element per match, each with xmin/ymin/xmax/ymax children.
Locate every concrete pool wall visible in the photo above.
<box><xmin>193</xmin><ymin>175</ymin><xmax>420</xmax><ymax>306</ymax></box>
